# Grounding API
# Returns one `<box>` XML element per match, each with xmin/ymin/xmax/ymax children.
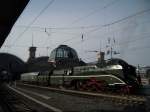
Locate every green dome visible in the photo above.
<box><xmin>49</xmin><ymin>45</ymin><xmax>79</xmax><ymax>60</ymax></box>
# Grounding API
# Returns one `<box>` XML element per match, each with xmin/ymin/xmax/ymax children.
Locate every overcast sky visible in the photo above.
<box><xmin>1</xmin><ymin>0</ymin><xmax>150</xmax><ymax>66</ymax></box>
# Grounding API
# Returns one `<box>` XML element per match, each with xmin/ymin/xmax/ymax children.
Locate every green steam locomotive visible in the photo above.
<box><xmin>21</xmin><ymin>45</ymin><xmax>141</xmax><ymax>94</ymax></box>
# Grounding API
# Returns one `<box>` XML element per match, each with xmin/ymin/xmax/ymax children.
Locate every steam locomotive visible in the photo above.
<box><xmin>21</xmin><ymin>45</ymin><xmax>141</xmax><ymax>94</ymax></box>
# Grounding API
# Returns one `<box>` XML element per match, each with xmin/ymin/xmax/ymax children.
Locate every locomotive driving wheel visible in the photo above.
<box><xmin>80</xmin><ymin>78</ymin><xmax>108</xmax><ymax>92</ymax></box>
<box><xmin>75</xmin><ymin>80</ymin><xmax>83</xmax><ymax>90</ymax></box>
<box><xmin>120</xmin><ymin>85</ymin><xmax>130</xmax><ymax>94</ymax></box>
<box><xmin>74</xmin><ymin>80</ymin><xmax>88</xmax><ymax>90</ymax></box>
<box><xmin>73</xmin><ymin>78</ymin><xmax>108</xmax><ymax>92</ymax></box>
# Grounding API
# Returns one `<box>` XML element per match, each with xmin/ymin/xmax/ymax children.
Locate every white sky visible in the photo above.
<box><xmin>1</xmin><ymin>0</ymin><xmax>150</xmax><ymax>66</ymax></box>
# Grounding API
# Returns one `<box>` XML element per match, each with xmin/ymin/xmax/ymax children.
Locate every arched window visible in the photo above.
<box><xmin>63</xmin><ymin>50</ymin><xmax>68</xmax><ymax>58</ymax></box>
<box><xmin>56</xmin><ymin>48</ymin><xmax>64</xmax><ymax>57</ymax></box>
<box><xmin>49</xmin><ymin>50</ymin><xmax>56</xmax><ymax>59</ymax></box>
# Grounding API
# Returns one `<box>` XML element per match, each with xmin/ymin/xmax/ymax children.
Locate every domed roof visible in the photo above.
<box><xmin>49</xmin><ymin>45</ymin><xmax>79</xmax><ymax>60</ymax></box>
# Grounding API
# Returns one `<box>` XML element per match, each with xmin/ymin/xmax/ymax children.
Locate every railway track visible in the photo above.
<box><xmin>0</xmin><ymin>84</ymin><xmax>37</xmax><ymax>112</ymax></box>
<box><xmin>17</xmin><ymin>83</ymin><xmax>146</xmax><ymax>107</ymax></box>
<box><xmin>49</xmin><ymin>89</ymin><xmax>146</xmax><ymax>107</ymax></box>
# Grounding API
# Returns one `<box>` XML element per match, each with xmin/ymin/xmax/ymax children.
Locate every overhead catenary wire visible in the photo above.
<box><xmin>11</xmin><ymin>18</ymin><xmax>150</xmax><ymax>47</ymax></box>
<box><xmin>91</xmin><ymin>19</ymin><xmax>150</xmax><ymax>41</ymax></box>
<box><xmin>91</xmin><ymin>33</ymin><xmax>150</xmax><ymax>52</ymax></box>
<box><xmin>4</xmin><ymin>3</ymin><xmax>150</xmax><ymax>60</ymax></box>
<box><xmin>86</xmin><ymin>8</ymin><xmax>150</xmax><ymax>34</ymax></box>
<box><xmin>13</xmin><ymin>12</ymin><xmax>150</xmax><ymax>36</ymax></box>
<box><xmin>12</xmin><ymin>14</ymin><xmax>149</xmax><ymax>52</ymax></box>
<box><xmin>61</xmin><ymin>8</ymin><xmax>150</xmax><ymax>60</ymax></box>
<box><xmin>42</xmin><ymin>8</ymin><xmax>150</xmax><ymax>47</ymax></box>
<box><xmin>5</xmin><ymin>9</ymin><xmax>150</xmax><ymax>52</ymax></box>
<box><xmin>14</xmin><ymin>24</ymin><xmax>101</xmax><ymax>30</ymax></box>
<box><xmin>11</xmin><ymin>5</ymin><xmax>150</xmax><ymax>50</ymax></box>
<box><xmin>11</xmin><ymin>0</ymin><xmax>55</xmax><ymax>46</ymax></box>
<box><xmin>14</xmin><ymin>0</ymin><xmax>118</xmax><ymax>39</ymax></box>
<box><xmin>82</xmin><ymin>44</ymin><xmax>150</xmax><ymax>61</ymax></box>
<box><xmin>64</xmin><ymin>20</ymin><xmax>150</xmax><ymax>47</ymax></box>
<box><xmin>75</xmin><ymin>31</ymin><xmax>150</xmax><ymax>60</ymax></box>
<box><xmin>41</xmin><ymin>0</ymin><xmax>120</xmax><ymax>47</ymax></box>
<box><xmin>68</xmin><ymin>8</ymin><xmax>150</xmax><ymax>46</ymax></box>
<box><xmin>13</xmin><ymin>15</ymin><xmax>150</xmax><ymax>46</ymax></box>
<box><xmin>70</xmin><ymin>0</ymin><xmax>120</xmax><ymax>25</ymax></box>
<box><xmin>2</xmin><ymin>45</ymin><xmax>51</xmax><ymax>49</ymax></box>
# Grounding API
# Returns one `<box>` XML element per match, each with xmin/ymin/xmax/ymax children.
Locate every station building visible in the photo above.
<box><xmin>27</xmin><ymin>45</ymin><xmax>86</xmax><ymax>72</ymax></box>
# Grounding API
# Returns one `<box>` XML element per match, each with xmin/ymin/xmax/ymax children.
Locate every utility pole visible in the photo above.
<box><xmin>46</xmin><ymin>46</ymin><xmax>50</xmax><ymax>56</ymax></box>
<box><xmin>110</xmin><ymin>47</ymin><xmax>113</xmax><ymax>59</ymax></box>
<box><xmin>106</xmin><ymin>38</ymin><xmax>119</xmax><ymax>59</ymax></box>
<box><xmin>32</xmin><ymin>32</ymin><xmax>34</xmax><ymax>47</ymax></box>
